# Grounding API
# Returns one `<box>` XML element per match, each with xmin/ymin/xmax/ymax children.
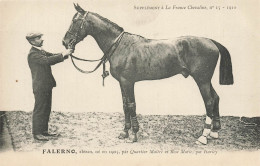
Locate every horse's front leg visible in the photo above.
<box><xmin>118</xmin><ymin>80</ymin><xmax>139</xmax><ymax>142</ymax></box>
<box><xmin>118</xmin><ymin>88</ymin><xmax>131</xmax><ymax>139</ymax></box>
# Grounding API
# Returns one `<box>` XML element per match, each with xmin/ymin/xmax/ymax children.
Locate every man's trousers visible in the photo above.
<box><xmin>32</xmin><ymin>90</ymin><xmax>52</xmax><ymax>135</ymax></box>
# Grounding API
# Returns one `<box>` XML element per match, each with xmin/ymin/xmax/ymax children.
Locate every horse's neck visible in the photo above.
<box><xmin>92</xmin><ymin>32</ymin><xmax>119</xmax><ymax>53</ymax></box>
<box><xmin>88</xmin><ymin>14</ymin><xmax>123</xmax><ymax>53</ymax></box>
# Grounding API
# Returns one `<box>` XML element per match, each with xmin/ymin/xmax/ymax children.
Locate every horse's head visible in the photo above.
<box><xmin>63</xmin><ymin>4</ymin><xmax>91</xmax><ymax>50</ymax></box>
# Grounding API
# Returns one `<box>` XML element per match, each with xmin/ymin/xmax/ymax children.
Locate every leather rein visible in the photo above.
<box><xmin>67</xmin><ymin>12</ymin><xmax>125</xmax><ymax>86</ymax></box>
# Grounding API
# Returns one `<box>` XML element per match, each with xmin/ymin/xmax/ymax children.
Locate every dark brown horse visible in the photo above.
<box><xmin>63</xmin><ymin>4</ymin><xmax>233</xmax><ymax>144</ymax></box>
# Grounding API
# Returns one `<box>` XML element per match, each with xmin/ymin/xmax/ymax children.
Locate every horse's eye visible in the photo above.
<box><xmin>73</xmin><ymin>17</ymin><xmax>80</xmax><ymax>22</ymax></box>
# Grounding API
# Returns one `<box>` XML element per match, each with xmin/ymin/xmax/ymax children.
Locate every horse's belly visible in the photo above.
<box><xmin>135</xmin><ymin>61</ymin><xmax>182</xmax><ymax>81</ymax></box>
<box><xmin>110</xmin><ymin>56</ymin><xmax>181</xmax><ymax>81</ymax></box>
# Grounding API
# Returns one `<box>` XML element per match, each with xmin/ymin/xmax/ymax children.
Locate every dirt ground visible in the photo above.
<box><xmin>2</xmin><ymin>111</ymin><xmax>260</xmax><ymax>153</ymax></box>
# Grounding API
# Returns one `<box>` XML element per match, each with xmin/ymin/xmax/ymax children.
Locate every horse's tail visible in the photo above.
<box><xmin>210</xmin><ymin>39</ymin><xmax>234</xmax><ymax>85</ymax></box>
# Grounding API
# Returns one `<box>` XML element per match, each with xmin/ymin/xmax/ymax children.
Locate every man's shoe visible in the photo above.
<box><xmin>42</xmin><ymin>132</ymin><xmax>60</xmax><ymax>137</ymax></box>
<box><xmin>33</xmin><ymin>134</ymin><xmax>49</xmax><ymax>141</ymax></box>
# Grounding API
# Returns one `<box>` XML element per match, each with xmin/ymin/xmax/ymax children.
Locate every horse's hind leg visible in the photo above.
<box><xmin>195</xmin><ymin>82</ymin><xmax>215</xmax><ymax>145</ymax></box>
<box><xmin>208</xmin><ymin>84</ymin><xmax>220</xmax><ymax>139</ymax></box>
<box><xmin>118</xmin><ymin>80</ymin><xmax>139</xmax><ymax>142</ymax></box>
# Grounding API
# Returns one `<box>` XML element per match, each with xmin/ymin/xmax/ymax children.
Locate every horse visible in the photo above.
<box><xmin>62</xmin><ymin>4</ymin><xmax>234</xmax><ymax>145</ymax></box>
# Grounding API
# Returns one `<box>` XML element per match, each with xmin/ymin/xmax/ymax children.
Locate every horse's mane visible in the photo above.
<box><xmin>91</xmin><ymin>12</ymin><xmax>123</xmax><ymax>32</ymax></box>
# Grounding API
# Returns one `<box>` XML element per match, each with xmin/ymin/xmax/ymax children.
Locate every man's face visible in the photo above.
<box><xmin>30</xmin><ymin>36</ymin><xmax>44</xmax><ymax>47</ymax></box>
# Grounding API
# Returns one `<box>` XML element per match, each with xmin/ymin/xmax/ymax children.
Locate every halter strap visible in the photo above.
<box><xmin>66</xmin><ymin>11</ymin><xmax>125</xmax><ymax>86</ymax></box>
<box><xmin>70</xmin><ymin>31</ymin><xmax>125</xmax><ymax>86</ymax></box>
<box><xmin>113</xmin><ymin>31</ymin><xmax>125</xmax><ymax>46</ymax></box>
<box><xmin>67</xmin><ymin>12</ymin><xmax>89</xmax><ymax>42</ymax></box>
<box><xmin>80</xmin><ymin>12</ymin><xmax>89</xmax><ymax>28</ymax></box>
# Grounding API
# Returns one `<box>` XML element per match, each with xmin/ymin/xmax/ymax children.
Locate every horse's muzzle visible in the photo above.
<box><xmin>66</xmin><ymin>39</ymin><xmax>76</xmax><ymax>50</ymax></box>
<box><xmin>62</xmin><ymin>40</ymin><xmax>68</xmax><ymax>49</ymax></box>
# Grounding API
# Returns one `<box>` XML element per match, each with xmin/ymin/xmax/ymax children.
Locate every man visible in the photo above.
<box><xmin>26</xmin><ymin>32</ymin><xmax>73</xmax><ymax>141</ymax></box>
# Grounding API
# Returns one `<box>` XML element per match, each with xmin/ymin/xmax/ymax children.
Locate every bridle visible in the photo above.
<box><xmin>65</xmin><ymin>11</ymin><xmax>125</xmax><ymax>86</ymax></box>
<box><xmin>67</xmin><ymin>11</ymin><xmax>89</xmax><ymax>48</ymax></box>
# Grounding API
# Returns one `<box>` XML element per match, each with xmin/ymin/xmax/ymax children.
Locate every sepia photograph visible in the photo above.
<box><xmin>0</xmin><ymin>0</ymin><xmax>259</xmax><ymax>165</ymax></box>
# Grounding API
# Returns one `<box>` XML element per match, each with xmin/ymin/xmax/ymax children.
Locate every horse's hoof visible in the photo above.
<box><xmin>118</xmin><ymin>132</ymin><xmax>129</xmax><ymax>139</ymax></box>
<box><xmin>207</xmin><ymin>131</ymin><xmax>219</xmax><ymax>139</ymax></box>
<box><xmin>132</xmin><ymin>135</ymin><xmax>138</xmax><ymax>143</ymax></box>
<box><xmin>196</xmin><ymin>136</ymin><xmax>207</xmax><ymax>145</ymax></box>
<box><xmin>195</xmin><ymin>141</ymin><xmax>204</xmax><ymax>145</ymax></box>
<box><xmin>127</xmin><ymin>133</ymin><xmax>138</xmax><ymax>143</ymax></box>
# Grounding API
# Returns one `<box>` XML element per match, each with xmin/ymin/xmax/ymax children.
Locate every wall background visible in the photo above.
<box><xmin>0</xmin><ymin>0</ymin><xmax>259</xmax><ymax>116</ymax></box>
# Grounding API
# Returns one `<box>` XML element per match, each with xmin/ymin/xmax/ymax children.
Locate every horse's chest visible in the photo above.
<box><xmin>109</xmin><ymin>56</ymin><xmax>131</xmax><ymax>80</ymax></box>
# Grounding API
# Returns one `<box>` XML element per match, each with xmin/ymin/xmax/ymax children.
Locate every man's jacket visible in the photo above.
<box><xmin>28</xmin><ymin>47</ymin><xmax>64</xmax><ymax>93</ymax></box>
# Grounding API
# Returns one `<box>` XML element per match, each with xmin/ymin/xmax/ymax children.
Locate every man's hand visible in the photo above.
<box><xmin>63</xmin><ymin>55</ymin><xmax>69</xmax><ymax>60</ymax></box>
<box><xmin>62</xmin><ymin>49</ymin><xmax>73</xmax><ymax>58</ymax></box>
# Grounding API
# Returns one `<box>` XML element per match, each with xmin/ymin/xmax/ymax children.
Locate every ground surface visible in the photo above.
<box><xmin>0</xmin><ymin>112</ymin><xmax>13</xmax><ymax>152</ymax></box>
<box><xmin>2</xmin><ymin>111</ymin><xmax>260</xmax><ymax>153</ymax></box>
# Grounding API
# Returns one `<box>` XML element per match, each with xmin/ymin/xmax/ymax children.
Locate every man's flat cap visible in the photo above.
<box><xmin>26</xmin><ymin>32</ymin><xmax>43</xmax><ymax>40</ymax></box>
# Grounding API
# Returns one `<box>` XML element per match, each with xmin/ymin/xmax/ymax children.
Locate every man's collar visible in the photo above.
<box><xmin>32</xmin><ymin>45</ymin><xmax>43</xmax><ymax>50</ymax></box>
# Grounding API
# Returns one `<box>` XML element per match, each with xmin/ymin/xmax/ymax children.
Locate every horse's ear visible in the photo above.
<box><xmin>73</xmin><ymin>3</ymin><xmax>77</xmax><ymax>10</ymax></box>
<box><xmin>74</xmin><ymin>3</ymin><xmax>85</xmax><ymax>15</ymax></box>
